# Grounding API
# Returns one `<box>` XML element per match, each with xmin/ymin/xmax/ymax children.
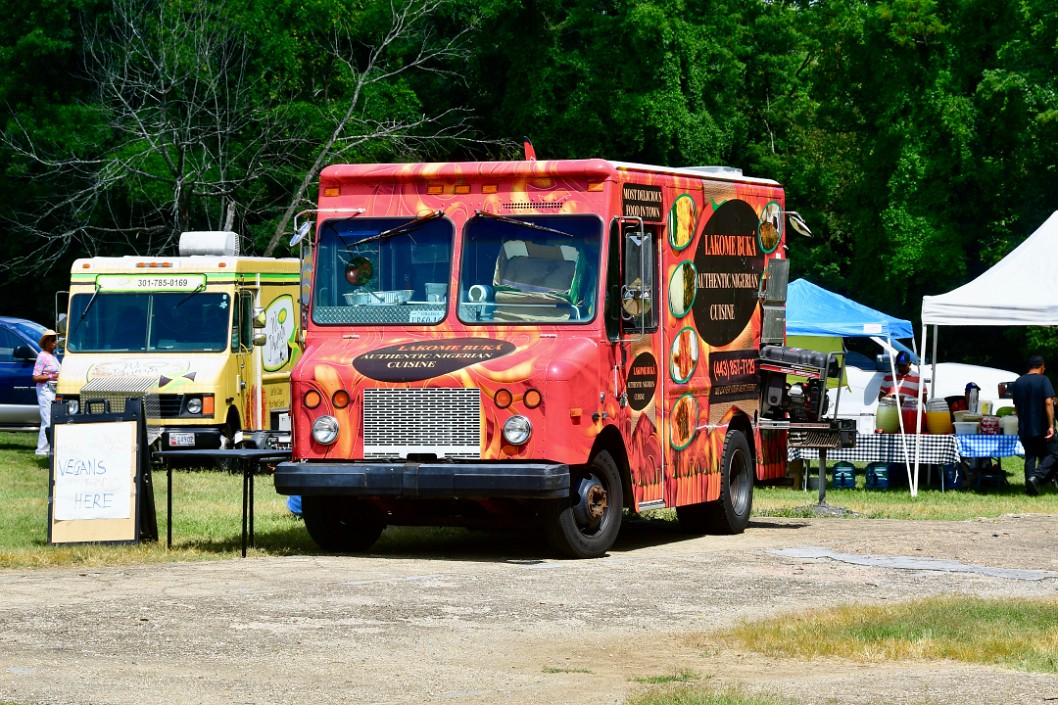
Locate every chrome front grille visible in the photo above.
<box><xmin>363</xmin><ymin>388</ymin><xmax>481</xmax><ymax>459</ymax></box>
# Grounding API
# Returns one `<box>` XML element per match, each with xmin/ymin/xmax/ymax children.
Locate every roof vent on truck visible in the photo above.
<box><xmin>179</xmin><ymin>231</ymin><xmax>240</xmax><ymax>257</ymax></box>
<box><xmin>685</xmin><ymin>166</ymin><xmax>743</xmax><ymax>177</ymax></box>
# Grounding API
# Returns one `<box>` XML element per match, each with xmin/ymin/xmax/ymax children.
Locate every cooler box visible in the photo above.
<box><xmin>832</xmin><ymin>461</ymin><xmax>856</xmax><ymax>489</ymax></box>
<box><xmin>865</xmin><ymin>462</ymin><xmax>890</xmax><ymax>490</ymax></box>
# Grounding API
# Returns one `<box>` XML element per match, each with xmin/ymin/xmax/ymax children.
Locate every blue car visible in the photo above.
<box><xmin>0</xmin><ymin>317</ymin><xmax>55</xmax><ymax>430</ymax></box>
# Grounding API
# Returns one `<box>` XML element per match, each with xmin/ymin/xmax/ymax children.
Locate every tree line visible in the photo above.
<box><xmin>2</xmin><ymin>0</ymin><xmax>1055</xmax><ymax>368</ymax></box>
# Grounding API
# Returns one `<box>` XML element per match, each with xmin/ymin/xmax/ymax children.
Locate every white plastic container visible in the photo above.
<box><xmin>1002</xmin><ymin>415</ymin><xmax>1019</xmax><ymax>435</ymax></box>
<box><xmin>953</xmin><ymin>421</ymin><xmax>979</xmax><ymax>435</ymax></box>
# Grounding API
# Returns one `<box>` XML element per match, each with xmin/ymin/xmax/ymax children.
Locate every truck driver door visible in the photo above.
<box><xmin>607</xmin><ymin>217</ymin><xmax>664</xmax><ymax>507</ymax></box>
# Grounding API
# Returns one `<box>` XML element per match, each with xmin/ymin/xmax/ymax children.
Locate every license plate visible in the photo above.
<box><xmin>169</xmin><ymin>433</ymin><xmax>196</xmax><ymax>447</ymax></box>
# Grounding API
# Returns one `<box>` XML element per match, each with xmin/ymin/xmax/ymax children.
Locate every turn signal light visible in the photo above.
<box><xmin>523</xmin><ymin>388</ymin><xmax>542</xmax><ymax>409</ymax></box>
<box><xmin>304</xmin><ymin>390</ymin><xmax>322</xmax><ymax>409</ymax></box>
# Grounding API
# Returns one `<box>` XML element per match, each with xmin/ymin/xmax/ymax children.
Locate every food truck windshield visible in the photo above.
<box><xmin>311</xmin><ymin>213</ymin><xmax>601</xmax><ymax>326</ymax></box>
<box><xmin>459</xmin><ymin>213</ymin><xmax>601</xmax><ymax>325</ymax></box>
<box><xmin>312</xmin><ymin>216</ymin><xmax>455</xmax><ymax>326</ymax></box>
<box><xmin>67</xmin><ymin>292</ymin><xmax>231</xmax><ymax>353</ymax></box>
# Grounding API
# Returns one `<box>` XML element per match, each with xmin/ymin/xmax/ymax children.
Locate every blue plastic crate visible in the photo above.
<box><xmin>865</xmin><ymin>462</ymin><xmax>890</xmax><ymax>490</ymax></box>
<box><xmin>833</xmin><ymin>469</ymin><xmax>856</xmax><ymax>489</ymax></box>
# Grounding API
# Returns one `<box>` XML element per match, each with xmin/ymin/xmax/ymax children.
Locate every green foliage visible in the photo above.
<box><xmin>1</xmin><ymin>0</ymin><xmax>1057</xmax><ymax>369</ymax></box>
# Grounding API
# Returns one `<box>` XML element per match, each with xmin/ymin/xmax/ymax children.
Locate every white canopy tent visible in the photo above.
<box><xmin>913</xmin><ymin>210</ymin><xmax>1058</xmax><ymax>494</ymax></box>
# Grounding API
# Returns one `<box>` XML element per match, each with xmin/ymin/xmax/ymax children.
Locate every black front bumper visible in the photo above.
<box><xmin>274</xmin><ymin>460</ymin><xmax>570</xmax><ymax>499</ymax></box>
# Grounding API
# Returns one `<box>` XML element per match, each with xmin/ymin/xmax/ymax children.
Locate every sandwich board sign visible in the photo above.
<box><xmin>48</xmin><ymin>398</ymin><xmax>157</xmax><ymax>545</ymax></box>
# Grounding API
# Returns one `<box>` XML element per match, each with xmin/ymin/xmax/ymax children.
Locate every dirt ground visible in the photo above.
<box><xmin>2</xmin><ymin>512</ymin><xmax>1057</xmax><ymax>705</ymax></box>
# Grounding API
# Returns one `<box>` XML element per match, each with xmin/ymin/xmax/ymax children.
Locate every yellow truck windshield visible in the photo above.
<box><xmin>67</xmin><ymin>292</ymin><xmax>232</xmax><ymax>352</ymax></box>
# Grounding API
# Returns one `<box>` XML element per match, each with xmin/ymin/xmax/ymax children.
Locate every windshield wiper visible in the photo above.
<box><xmin>471</xmin><ymin>210</ymin><xmax>573</xmax><ymax>237</ymax></box>
<box><xmin>175</xmin><ymin>280</ymin><xmax>208</xmax><ymax>308</ymax></box>
<box><xmin>71</xmin><ymin>283</ymin><xmax>102</xmax><ymax>337</ymax></box>
<box><xmin>347</xmin><ymin>210</ymin><xmax>445</xmax><ymax>248</ymax></box>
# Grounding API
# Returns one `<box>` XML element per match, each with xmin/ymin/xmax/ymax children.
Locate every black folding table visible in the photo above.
<box><xmin>154</xmin><ymin>448</ymin><xmax>291</xmax><ymax>556</ymax></box>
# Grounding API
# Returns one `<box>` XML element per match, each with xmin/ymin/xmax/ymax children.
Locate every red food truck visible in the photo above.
<box><xmin>275</xmin><ymin>157</ymin><xmax>806</xmax><ymax>557</ymax></box>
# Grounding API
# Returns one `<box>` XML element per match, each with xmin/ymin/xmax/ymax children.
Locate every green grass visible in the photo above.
<box><xmin>625</xmin><ymin>685</ymin><xmax>795</xmax><ymax>705</ymax></box>
<box><xmin>542</xmin><ymin>665</ymin><xmax>593</xmax><ymax>674</ymax></box>
<box><xmin>632</xmin><ymin>669</ymin><xmax>700</xmax><ymax>685</ymax></box>
<box><xmin>707</xmin><ymin>596</ymin><xmax>1058</xmax><ymax>673</ymax></box>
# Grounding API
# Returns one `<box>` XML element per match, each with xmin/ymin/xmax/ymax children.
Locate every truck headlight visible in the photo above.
<box><xmin>502</xmin><ymin>415</ymin><xmax>532</xmax><ymax>446</ymax></box>
<box><xmin>186</xmin><ymin>397</ymin><xmax>203</xmax><ymax>415</ymax></box>
<box><xmin>312</xmin><ymin>416</ymin><xmax>339</xmax><ymax>445</ymax></box>
<box><xmin>65</xmin><ymin>398</ymin><xmax>79</xmax><ymax>414</ymax></box>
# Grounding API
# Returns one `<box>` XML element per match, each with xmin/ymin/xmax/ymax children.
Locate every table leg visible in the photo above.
<box><xmin>817</xmin><ymin>450</ymin><xmax>827</xmax><ymax>504</ymax></box>
<box><xmin>241</xmin><ymin>463</ymin><xmax>248</xmax><ymax>558</ymax></box>
<box><xmin>249</xmin><ymin>465</ymin><xmax>255</xmax><ymax>549</ymax></box>
<box><xmin>167</xmin><ymin>465</ymin><xmax>173</xmax><ymax>549</ymax></box>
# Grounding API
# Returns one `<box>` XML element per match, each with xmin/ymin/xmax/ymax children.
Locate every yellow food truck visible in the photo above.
<box><xmin>56</xmin><ymin>231</ymin><xmax>300</xmax><ymax>450</ymax></box>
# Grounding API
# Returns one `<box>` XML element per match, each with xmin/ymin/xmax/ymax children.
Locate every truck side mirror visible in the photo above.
<box><xmin>252</xmin><ymin>332</ymin><xmax>267</xmax><ymax>347</ymax></box>
<box><xmin>252</xmin><ymin>306</ymin><xmax>266</xmax><ymax>329</ymax></box>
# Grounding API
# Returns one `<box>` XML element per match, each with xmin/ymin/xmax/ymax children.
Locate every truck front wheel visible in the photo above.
<box><xmin>301</xmin><ymin>496</ymin><xmax>386</xmax><ymax>553</ymax></box>
<box><xmin>543</xmin><ymin>450</ymin><xmax>623</xmax><ymax>559</ymax></box>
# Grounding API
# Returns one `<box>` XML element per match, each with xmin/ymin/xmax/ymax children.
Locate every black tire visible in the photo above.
<box><xmin>301</xmin><ymin>495</ymin><xmax>386</xmax><ymax>553</ymax></box>
<box><xmin>676</xmin><ymin>429</ymin><xmax>753</xmax><ymax>535</ymax></box>
<box><xmin>543</xmin><ymin>450</ymin><xmax>623</xmax><ymax>559</ymax></box>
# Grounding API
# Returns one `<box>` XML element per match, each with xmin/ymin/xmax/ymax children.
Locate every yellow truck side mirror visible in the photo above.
<box><xmin>252</xmin><ymin>307</ymin><xmax>266</xmax><ymax>329</ymax></box>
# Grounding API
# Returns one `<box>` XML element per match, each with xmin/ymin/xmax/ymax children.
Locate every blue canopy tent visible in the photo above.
<box><xmin>787</xmin><ymin>279</ymin><xmax>914</xmax><ymax>340</ymax></box>
<box><xmin>785</xmin><ymin>279</ymin><xmax>922</xmax><ymax>493</ymax></box>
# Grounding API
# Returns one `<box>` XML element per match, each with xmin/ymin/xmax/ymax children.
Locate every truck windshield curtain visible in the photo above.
<box><xmin>458</xmin><ymin>214</ymin><xmax>602</xmax><ymax>324</ymax></box>
<box><xmin>67</xmin><ymin>292</ymin><xmax>232</xmax><ymax>353</ymax></box>
<box><xmin>312</xmin><ymin>216</ymin><xmax>454</xmax><ymax>326</ymax></box>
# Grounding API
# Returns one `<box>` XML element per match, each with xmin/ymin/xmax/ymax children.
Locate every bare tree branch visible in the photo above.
<box><xmin>261</xmin><ymin>0</ymin><xmax>477</xmax><ymax>256</ymax></box>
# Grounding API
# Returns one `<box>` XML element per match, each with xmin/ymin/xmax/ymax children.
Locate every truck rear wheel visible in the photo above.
<box><xmin>301</xmin><ymin>496</ymin><xmax>386</xmax><ymax>553</ymax></box>
<box><xmin>543</xmin><ymin>450</ymin><xmax>623</xmax><ymax>559</ymax></box>
<box><xmin>676</xmin><ymin>429</ymin><xmax>753</xmax><ymax>535</ymax></box>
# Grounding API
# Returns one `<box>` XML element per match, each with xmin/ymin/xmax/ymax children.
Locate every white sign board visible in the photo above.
<box><xmin>50</xmin><ymin>421</ymin><xmax>140</xmax><ymax>544</ymax></box>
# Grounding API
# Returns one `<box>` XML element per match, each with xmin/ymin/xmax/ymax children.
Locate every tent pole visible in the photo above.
<box><xmin>930</xmin><ymin>325</ymin><xmax>939</xmax><ymax>400</ymax></box>
<box><xmin>888</xmin><ymin>341</ymin><xmax>915</xmax><ymax>495</ymax></box>
<box><xmin>912</xmin><ymin>323</ymin><xmax>928</xmax><ymax>497</ymax></box>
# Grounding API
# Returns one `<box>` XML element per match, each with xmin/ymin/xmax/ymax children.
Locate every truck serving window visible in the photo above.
<box><xmin>66</xmin><ymin>293</ymin><xmax>231</xmax><ymax>353</ymax></box>
<box><xmin>312</xmin><ymin>216</ymin><xmax>454</xmax><ymax>326</ymax></box>
<box><xmin>458</xmin><ymin>214</ymin><xmax>602</xmax><ymax>325</ymax></box>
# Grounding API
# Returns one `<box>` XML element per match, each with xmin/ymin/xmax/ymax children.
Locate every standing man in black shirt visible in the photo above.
<box><xmin>1012</xmin><ymin>354</ymin><xmax>1058</xmax><ymax>495</ymax></box>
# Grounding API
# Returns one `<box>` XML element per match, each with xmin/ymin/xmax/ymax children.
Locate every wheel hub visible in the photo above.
<box><xmin>571</xmin><ymin>475</ymin><xmax>608</xmax><ymax>531</ymax></box>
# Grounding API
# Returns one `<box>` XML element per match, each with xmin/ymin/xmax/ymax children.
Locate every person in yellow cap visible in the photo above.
<box><xmin>31</xmin><ymin>329</ymin><xmax>61</xmax><ymax>456</ymax></box>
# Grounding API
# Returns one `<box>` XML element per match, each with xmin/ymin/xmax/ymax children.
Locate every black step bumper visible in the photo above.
<box><xmin>274</xmin><ymin>460</ymin><xmax>570</xmax><ymax>499</ymax></box>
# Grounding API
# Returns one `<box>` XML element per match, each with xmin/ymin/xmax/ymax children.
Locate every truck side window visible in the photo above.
<box><xmin>234</xmin><ymin>292</ymin><xmax>254</xmax><ymax>352</ymax></box>
<box><xmin>622</xmin><ymin>224</ymin><xmax>658</xmax><ymax>332</ymax></box>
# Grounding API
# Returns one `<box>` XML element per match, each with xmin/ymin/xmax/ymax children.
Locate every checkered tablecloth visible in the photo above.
<box><xmin>789</xmin><ymin>433</ymin><xmax>1025</xmax><ymax>464</ymax></box>
<box><xmin>789</xmin><ymin>433</ymin><xmax>959</xmax><ymax>464</ymax></box>
<box><xmin>952</xmin><ymin>434</ymin><xmax>1025</xmax><ymax>458</ymax></box>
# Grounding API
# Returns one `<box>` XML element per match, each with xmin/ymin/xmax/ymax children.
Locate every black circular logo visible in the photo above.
<box><xmin>626</xmin><ymin>352</ymin><xmax>658</xmax><ymax>411</ymax></box>
<box><xmin>691</xmin><ymin>199</ymin><xmax>763</xmax><ymax>347</ymax></box>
